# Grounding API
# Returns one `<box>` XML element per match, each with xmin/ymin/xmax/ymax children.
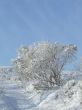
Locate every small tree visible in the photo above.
<box><xmin>12</xmin><ymin>42</ymin><xmax>77</xmax><ymax>90</ymax></box>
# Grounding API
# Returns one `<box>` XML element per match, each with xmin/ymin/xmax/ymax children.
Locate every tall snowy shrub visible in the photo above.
<box><xmin>12</xmin><ymin>42</ymin><xmax>77</xmax><ymax>90</ymax></box>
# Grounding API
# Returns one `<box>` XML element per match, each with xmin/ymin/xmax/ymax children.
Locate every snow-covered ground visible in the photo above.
<box><xmin>39</xmin><ymin>80</ymin><xmax>82</xmax><ymax>110</ymax></box>
<box><xmin>0</xmin><ymin>71</ymin><xmax>82</xmax><ymax>110</ymax></box>
<box><xmin>0</xmin><ymin>72</ymin><xmax>37</xmax><ymax>110</ymax></box>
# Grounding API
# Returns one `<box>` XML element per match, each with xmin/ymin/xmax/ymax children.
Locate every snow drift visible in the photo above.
<box><xmin>38</xmin><ymin>79</ymin><xmax>82</xmax><ymax>110</ymax></box>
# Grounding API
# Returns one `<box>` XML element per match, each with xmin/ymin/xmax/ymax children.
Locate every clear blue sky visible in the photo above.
<box><xmin>0</xmin><ymin>0</ymin><xmax>82</xmax><ymax>66</ymax></box>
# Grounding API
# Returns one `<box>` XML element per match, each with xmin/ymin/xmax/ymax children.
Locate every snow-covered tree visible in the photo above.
<box><xmin>12</xmin><ymin>42</ymin><xmax>77</xmax><ymax>90</ymax></box>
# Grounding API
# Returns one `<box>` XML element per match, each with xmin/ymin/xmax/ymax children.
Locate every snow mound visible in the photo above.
<box><xmin>39</xmin><ymin>80</ymin><xmax>82</xmax><ymax>110</ymax></box>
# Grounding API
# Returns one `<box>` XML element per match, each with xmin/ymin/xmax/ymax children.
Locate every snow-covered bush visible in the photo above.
<box><xmin>12</xmin><ymin>41</ymin><xmax>77</xmax><ymax>90</ymax></box>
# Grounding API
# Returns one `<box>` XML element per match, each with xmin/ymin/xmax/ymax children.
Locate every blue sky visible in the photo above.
<box><xmin>0</xmin><ymin>0</ymin><xmax>82</xmax><ymax>66</ymax></box>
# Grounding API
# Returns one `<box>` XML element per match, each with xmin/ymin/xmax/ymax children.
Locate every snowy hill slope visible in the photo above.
<box><xmin>39</xmin><ymin>79</ymin><xmax>82</xmax><ymax>110</ymax></box>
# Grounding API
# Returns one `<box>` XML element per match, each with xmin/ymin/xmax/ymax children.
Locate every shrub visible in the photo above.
<box><xmin>12</xmin><ymin>41</ymin><xmax>77</xmax><ymax>90</ymax></box>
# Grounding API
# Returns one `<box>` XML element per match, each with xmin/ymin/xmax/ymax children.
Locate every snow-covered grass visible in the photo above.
<box><xmin>0</xmin><ymin>71</ymin><xmax>82</xmax><ymax>110</ymax></box>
